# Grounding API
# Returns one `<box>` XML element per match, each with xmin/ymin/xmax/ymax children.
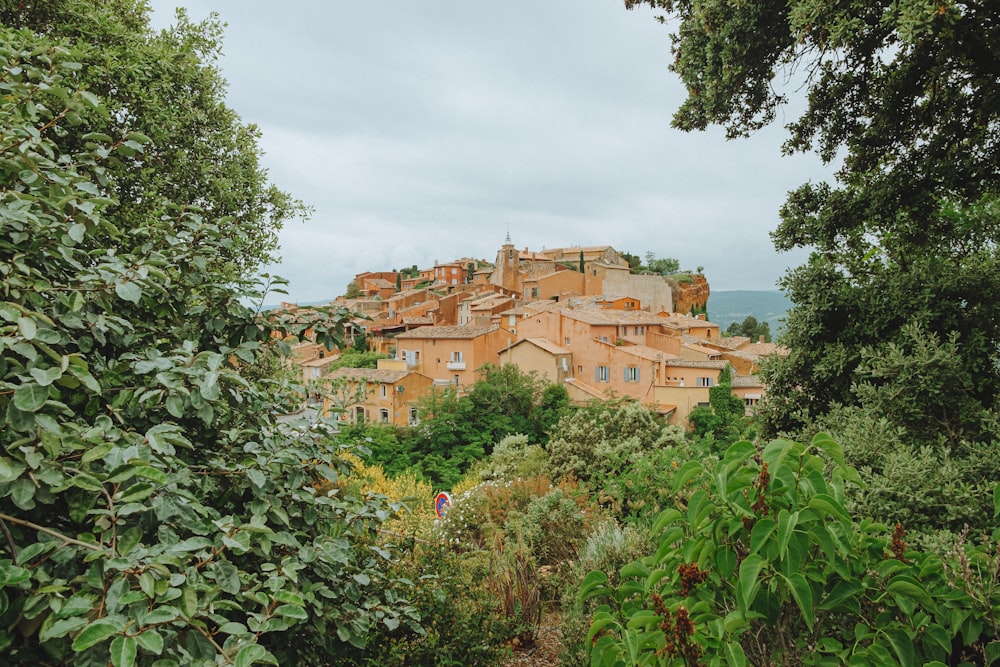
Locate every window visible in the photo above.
<box><xmin>380</xmin><ymin>384</ymin><xmax>387</xmax><ymax>399</ymax></box>
<box><xmin>696</xmin><ymin>377</ymin><xmax>715</xmax><ymax>387</ymax></box>
<box><xmin>596</xmin><ymin>366</ymin><xmax>609</xmax><ymax>382</ymax></box>
<box><xmin>409</xmin><ymin>407</ymin><xmax>419</xmax><ymax>425</ymax></box>
<box><xmin>531</xmin><ymin>287</ymin><xmax>539</xmax><ymax>298</ymax></box>
<box><xmin>379</xmin><ymin>409</ymin><xmax>389</xmax><ymax>423</ymax></box>
<box><xmin>453</xmin><ymin>374</ymin><xmax>460</xmax><ymax>385</ymax></box>
<box><xmin>635</xmin><ymin>326</ymin><xmax>644</xmax><ymax>335</ymax></box>
<box><xmin>509</xmin><ymin>315</ymin><xmax>516</xmax><ymax>326</ymax></box>
<box><xmin>450</xmin><ymin>351</ymin><xmax>464</xmax><ymax>362</ymax></box>
<box><xmin>599</xmin><ymin>336</ymin><xmax>609</xmax><ymax>343</ymax></box>
<box><xmin>564</xmin><ymin>337</ymin><xmax>570</xmax><ymax>345</ymax></box>
<box><xmin>624</xmin><ymin>367</ymin><xmax>640</xmax><ymax>383</ymax></box>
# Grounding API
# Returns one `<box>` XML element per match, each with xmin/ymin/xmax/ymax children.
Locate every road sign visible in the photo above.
<box><xmin>434</xmin><ymin>491</ymin><xmax>452</xmax><ymax>519</ymax></box>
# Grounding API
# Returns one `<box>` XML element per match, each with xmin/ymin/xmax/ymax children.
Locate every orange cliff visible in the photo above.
<box><xmin>673</xmin><ymin>274</ymin><xmax>710</xmax><ymax>315</ymax></box>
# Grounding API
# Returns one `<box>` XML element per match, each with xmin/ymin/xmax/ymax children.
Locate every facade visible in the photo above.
<box><xmin>321</xmin><ymin>360</ymin><xmax>434</xmax><ymax>427</ymax></box>
<box><xmin>394</xmin><ymin>324</ymin><xmax>516</xmax><ymax>388</ymax></box>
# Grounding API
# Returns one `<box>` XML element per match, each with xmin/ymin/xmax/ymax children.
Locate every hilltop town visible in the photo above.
<box><xmin>278</xmin><ymin>238</ymin><xmax>785</xmax><ymax>428</ymax></box>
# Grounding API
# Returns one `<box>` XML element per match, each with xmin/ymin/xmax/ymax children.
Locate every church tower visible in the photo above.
<box><xmin>490</xmin><ymin>232</ymin><xmax>521</xmax><ymax>294</ymax></box>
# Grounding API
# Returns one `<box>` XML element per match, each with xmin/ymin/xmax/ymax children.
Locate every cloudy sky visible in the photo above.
<box><xmin>147</xmin><ymin>1</ymin><xmax>831</xmax><ymax>303</ymax></box>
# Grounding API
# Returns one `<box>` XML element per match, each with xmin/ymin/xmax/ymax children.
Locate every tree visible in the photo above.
<box><xmin>0</xmin><ymin>8</ymin><xmax>419</xmax><ymax>665</ymax></box>
<box><xmin>724</xmin><ymin>315</ymin><xmax>771</xmax><ymax>343</ymax></box>
<box><xmin>344</xmin><ymin>280</ymin><xmax>362</xmax><ymax>299</ymax></box>
<box><xmin>629</xmin><ymin>0</ymin><xmax>1000</xmax><ymax>438</ymax></box>
<box><xmin>1</xmin><ymin>0</ymin><xmax>308</xmax><ymax>279</ymax></box>
<box><xmin>688</xmin><ymin>364</ymin><xmax>749</xmax><ymax>448</ymax></box>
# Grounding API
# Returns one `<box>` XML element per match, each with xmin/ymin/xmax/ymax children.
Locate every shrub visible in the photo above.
<box><xmin>582</xmin><ymin>435</ymin><xmax>1000</xmax><ymax>665</ymax></box>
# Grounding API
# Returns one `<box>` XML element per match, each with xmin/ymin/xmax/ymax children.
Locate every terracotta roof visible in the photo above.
<box><xmin>742</xmin><ymin>342</ymin><xmax>788</xmax><ymax>357</ymax></box>
<box><xmin>732</xmin><ymin>374</ymin><xmax>764</xmax><ymax>389</ymax></box>
<box><xmin>395</xmin><ymin>324</ymin><xmax>501</xmax><ymax>339</ymax></box>
<box><xmin>564</xmin><ymin>378</ymin><xmax>607</xmax><ymax>400</ymax></box>
<box><xmin>662</xmin><ymin>359</ymin><xmax>728</xmax><ymax>369</ymax></box>
<box><xmin>708</xmin><ymin>335</ymin><xmax>751</xmax><ymax>350</ymax></box>
<box><xmin>325</xmin><ymin>368</ymin><xmax>410</xmax><ymax>383</ymax></box>
<box><xmin>300</xmin><ymin>355</ymin><xmax>340</xmax><ymax>369</ymax></box>
<box><xmin>561</xmin><ymin>308</ymin><xmax>669</xmax><ymax>326</ymax></box>
<box><xmin>613</xmin><ymin>343</ymin><xmax>678</xmax><ymax>362</ymax></box>
<box><xmin>504</xmin><ymin>337</ymin><xmax>572</xmax><ymax>356</ymax></box>
<box><xmin>681</xmin><ymin>343</ymin><xmax>722</xmax><ymax>357</ymax></box>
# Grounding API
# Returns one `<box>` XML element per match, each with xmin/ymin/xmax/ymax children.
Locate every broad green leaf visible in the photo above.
<box><xmin>883</xmin><ymin>627</ymin><xmax>916</xmax><ymax>667</ymax></box>
<box><xmin>110</xmin><ymin>635</ymin><xmax>138</xmax><ymax>667</ymax></box>
<box><xmin>272</xmin><ymin>590</ymin><xmax>304</xmax><ymax>606</ymax></box>
<box><xmin>29</xmin><ymin>366</ymin><xmax>63</xmax><ymax>387</ymax></box>
<box><xmin>115</xmin><ymin>282</ymin><xmax>141</xmax><ymax>304</ymax></box>
<box><xmin>0</xmin><ymin>457</ymin><xmax>26</xmax><ymax>484</ymax></box>
<box><xmin>17</xmin><ymin>316</ymin><xmax>37</xmax><ymax>340</ymax></box>
<box><xmin>247</xmin><ymin>469</ymin><xmax>266</xmax><ymax>488</ymax></box>
<box><xmin>82</xmin><ymin>442</ymin><xmax>114</xmax><ymax>463</ymax></box>
<box><xmin>886</xmin><ymin>576</ymin><xmax>934</xmax><ymax>607</ymax></box>
<box><xmin>738</xmin><ymin>554</ymin><xmax>765</xmax><ymax>608</ymax></box>
<box><xmin>749</xmin><ymin>518</ymin><xmax>776</xmax><ymax>555</ymax></box>
<box><xmin>234</xmin><ymin>643</ymin><xmax>278</xmax><ymax>667</ymax></box>
<box><xmin>71</xmin><ymin>618</ymin><xmax>118</xmax><ymax>651</ymax></box>
<box><xmin>136</xmin><ymin>628</ymin><xmax>163</xmax><ymax>654</ymax></box>
<box><xmin>274</xmin><ymin>604</ymin><xmax>308</xmax><ymax>620</ymax></box>
<box><xmin>13</xmin><ymin>383</ymin><xmax>48</xmax><ymax>412</ymax></box>
<box><xmin>39</xmin><ymin>616</ymin><xmax>89</xmax><ymax>642</ymax></box>
<box><xmin>784</xmin><ymin>572</ymin><xmax>815</xmax><ymax>630</ymax></box>
<box><xmin>811</xmin><ymin>432</ymin><xmax>845</xmax><ymax>465</ymax></box>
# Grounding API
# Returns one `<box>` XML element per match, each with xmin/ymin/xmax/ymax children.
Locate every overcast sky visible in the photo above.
<box><xmin>147</xmin><ymin>1</ymin><xmax>831</xmax><ymax>303</ymax></box>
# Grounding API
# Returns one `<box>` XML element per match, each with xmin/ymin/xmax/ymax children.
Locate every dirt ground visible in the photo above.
<box><xmin>502</xmin><ymin>612</ymin><xmax>564</xmax><ymax>667</ymax></box>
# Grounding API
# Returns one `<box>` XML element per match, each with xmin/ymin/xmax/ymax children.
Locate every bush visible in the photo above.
<box><xmin>581</xmin><ymin>435</ymin><xmax>1000</xmax><ymax>665</ymax></box>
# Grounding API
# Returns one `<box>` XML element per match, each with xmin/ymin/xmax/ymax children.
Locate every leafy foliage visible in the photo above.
<box><xmin>0</xmin><ymin>12</ymin><xmax>417</xmax><ymax>666</ymax></box>
<box><xmin>582</xmin><ymin>435</ymin><xmax>1000</xmax><ymax>665</ymax></box>
<box><xmin>724</xmin><ymin>315</ymin><xmax>771</xmax><ymax>343</ymax></box>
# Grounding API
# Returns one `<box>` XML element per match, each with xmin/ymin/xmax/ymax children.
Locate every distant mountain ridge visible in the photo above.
<box><xmin>708</xmin><ymin>290</ymin><xmax>790</xmax><ymax>338</ymax></box>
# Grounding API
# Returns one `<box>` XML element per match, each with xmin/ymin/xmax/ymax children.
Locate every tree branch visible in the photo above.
<box><xmin>0</xmin><ymin>513</ymin><xmax>108</xmax><ymax>554</ymax></box>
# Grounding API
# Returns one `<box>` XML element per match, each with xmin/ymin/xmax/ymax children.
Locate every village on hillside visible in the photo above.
<box><xmin>277</xmin><ymin>237</ymin><xmax>786</xmax><ymax>429</ymax></box>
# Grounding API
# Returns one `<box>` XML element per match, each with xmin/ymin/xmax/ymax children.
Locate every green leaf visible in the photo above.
<box><xmin>749</xmin><ymin>518</ymin><xmax>777</xmax><ymax>555</ymax></box>
<box><xmin>17</xmin><ymin>316</ymin><xmax>37</xmax><ymax>339</ymax></box>
<box><xmin>0</xmin><ymin>457</ymin><xmax>26</xmax><ymax>484</ymax></box>
<box><xmin>738</xmin><ymin>554</ymin><xmax>765</xmax><ymax>608</ymax></box>
<box><xmin>115</xmin><ymin>282</ymin><xmax>141</xmax><ymax>304</ymax></box>
<box><xmin>68</xmin><ymin>223</ymin><xmax>86</xmax><ymax>242</ymax></box>
<box><xmin>13</xmin><ymin>383</ymin><xmax>48</xmax><ymax>412</ymax></box>
<box><xmin>886</xmin><ymin>576</ymin><xmax>934</xmax><ymax>607</ymax></box>
<box><xmin>272</xmin><ymin>590</ymin><xmax>305</xmax><ymax>606</ymax></box>
<box><xmin>784</xmin><ymin>572</ymin><xmax>815</xmax><ymax>631</ymax></box>
<box><xmin>135</xmin><ymin>628</ymin><xmax>163</xmax><ymax>654</ymax></box>
<box><xmin>811</xmin><ymin>432</ymin><xmax>845</xmax><ymax>466</ymax></box>
<box><xmin>118</xmin><ymin>482</ymin><xmax>155</xmax><ymax>503</ymax></box>
<box><xmin>29</xmin><ymin>366</ymin><xmax>63</xmax><ymax>387</ymax></box>
<box><xmin>274</xmin><ymin>604</ymin><xmax>308</xmax><ymax>620</ymax></box>
<box><xmin>71</xmin><ymin>618</ymin><xmax>118</xmax><ymax>651</ymax></box>
<box><xmin>110</xmin><ymin>635</ymin><xmax>138</xmax><ymax>667</ymax></box>
<box><xmin>884</xmin><ymin>627</ymin><xmax>916</xmax><ymax>667</ymax></box>
<box><xmin>247</xmin><ymin>469</ymin><xmax>266</xmax><ymax>489</ymax></box>
<box><xmin>234</xmin><ymin>643</ymin><xmax>278</xmax><ymax>667</ymax></box>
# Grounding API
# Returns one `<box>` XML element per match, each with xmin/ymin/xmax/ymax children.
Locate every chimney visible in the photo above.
<box><xmin>759</xmin><ymin>335</ymin><xmax>765</xmax><ymax>343</ymax></box>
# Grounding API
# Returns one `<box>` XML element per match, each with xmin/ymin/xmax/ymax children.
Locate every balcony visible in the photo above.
<box><xmin>446</xmin><ymin>361</ymin><xmax>466</xmax><ymax>370</ymax></box>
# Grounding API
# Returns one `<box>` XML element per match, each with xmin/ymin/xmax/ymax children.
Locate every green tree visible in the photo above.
<box><xmin>630</xmin><ymin>0</ymin><xmax>1000</xmax><ymax>440</ymax></box>
<box><xmin>688</xmin><ymin>364</ymin><xmax>749</xmax><ymax>448</ymax></box>
<box><xmin>724</xmin><ymin>315</ymin><xmax>771</xmax><ymax>343</ymax></box>
<box><xmin>0</xmin><ymin>10</ymin><xmax>418</xmax><ymax>666</ymax></box>
<box><xmin>2</xmin><ymin>0</ymin><xmax>308</xmax><ymax>279</ymax></box>
<box><xmin>344</xmin><ymin>280</ymin><xmax>362</xmax><ymax>298</ymax></box>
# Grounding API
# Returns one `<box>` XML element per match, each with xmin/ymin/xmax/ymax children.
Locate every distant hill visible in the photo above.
<box><xmin>708</xmin><ymin>290</ymin><xmax>791</xmax><ymax>338</ymax></box>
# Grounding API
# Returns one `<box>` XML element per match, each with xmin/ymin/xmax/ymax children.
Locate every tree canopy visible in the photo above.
<box><xmin>0</xmin><ymin>4</ymin><xmax>416</xmax><ymax>665</ymax></box>
<box><xmin>629</xmin><ymin>0</ymin><xmax>1000</xmax><ymax>437</ymax></box>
